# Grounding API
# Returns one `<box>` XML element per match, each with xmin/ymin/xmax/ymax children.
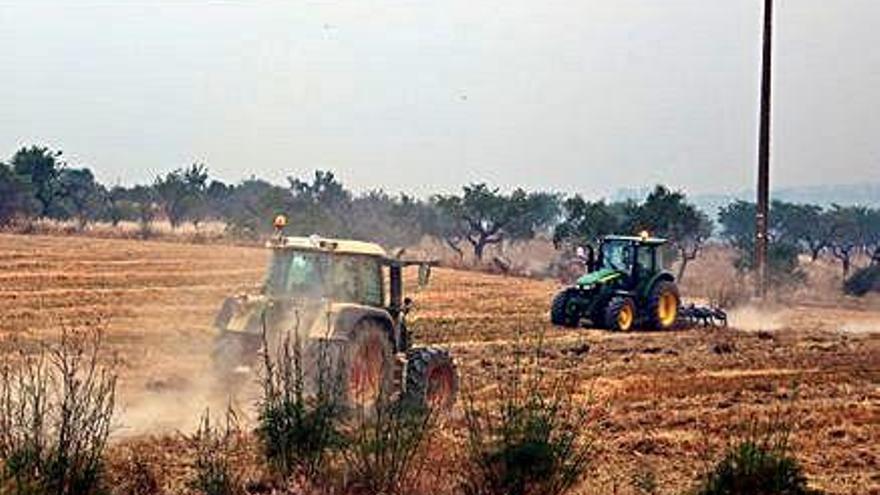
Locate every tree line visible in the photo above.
<box><xmin>2</xmin><ymin>145</ymin><xmax>878</xmax><ymax>281</ymax></box>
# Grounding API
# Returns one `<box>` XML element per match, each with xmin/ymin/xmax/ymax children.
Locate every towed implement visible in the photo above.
<box><xmin>551</xmin><ymin>233</ymin><xmax>726</xmax><ymax>331</ymax></box>
<box><xmin>213</xmin><ymin>217</ymin><xmax>458</xmax><ymax>411</ymax></box>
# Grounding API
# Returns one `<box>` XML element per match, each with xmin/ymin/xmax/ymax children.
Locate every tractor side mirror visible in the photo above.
<box><xmin>418</xmin><ymin>264</ymin><xmax>431</xmax><ymax>288</ymax></box>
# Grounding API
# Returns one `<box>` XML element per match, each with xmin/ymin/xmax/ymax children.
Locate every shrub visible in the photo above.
<box><xmin>696</xmin><ymin>415</ymin><xmax>823</xmax><ymax>495</ymax></box>
<box><xmin>188</xmin><ymin>409</ymin><xmax>243</xmax><ymax>495</ymax></box>
<box><xmin>843</xmin><ymin>264</ymin><xmax>880</xmax><ymax>296</ymax></box>
<box><xmin>459</xmin><ymin>338</ymin><xmax>592</xmax><ymax>495</ymax></box>
<box><xmin>341</xmin><ymin>400</ymin><xmax>436</xmax><ymax>495</ymax></box>
<box><xmin>0</xmin><ymin>329</ymin><xmax>117</xmax><ymax>495</ymax></box>
<box><xmin>256</xmin><ymin>317</ymin><xmax>344</xmax><ymax>481</ymax></box>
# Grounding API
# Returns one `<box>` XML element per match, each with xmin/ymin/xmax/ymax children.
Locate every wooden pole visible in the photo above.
<box><xmin>756</xmin><ymin>0</ymin><xmax>773</xmax><ymax>298</ymax></box>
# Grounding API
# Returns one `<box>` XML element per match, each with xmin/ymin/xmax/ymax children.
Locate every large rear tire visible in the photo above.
<box><xmin>550</xmin><ymin>290</ymin><xmax>579</xmax><ymax>328</ymax></box>
<box><xmin>646</xmin><ymin>281</ymin><xmax>680</xmax><ymax>330</ymax></box>
<box><xmin>403</xmin><ymin>347</ymin><xmax>458</xmax><ymax>411</ymax></box>
<box><xmin>317</xmin><ymin>319</ymin><xmax>394</xmax><ymax>412</ymax></box>
<box><xmin>604</xmin><ymin>296</ymin><xmax>636</xmax><ymax>331</ymax></box>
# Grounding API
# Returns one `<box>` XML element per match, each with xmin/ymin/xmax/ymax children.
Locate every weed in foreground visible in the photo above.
<box><xmin>0</xmin><ymin>329</ymin><xmax>117</xmax><ymax>495</ymax></box>
<box><xmin>341</xmin><ymin>400</ymin><xmax>436</xmax><ymax>495</ymax></box>
<box><xmin>106</xmin><ymin>448</ymin><xmax>161</xmax><ymax>495</ymax></box>
<box><xmin>187</xmin><ymin>409</ymin><xmax>243</xmax><ymax>495</ymax></box>
<box><xmin>695</xmin><ymin>412</ymin><xmax>823</xmax><ymax>495</ymax></box>
<box><xmin>256</xmin><ymin>314</ymin><xmax>344</xmax><ymax>482</ymax></box>
<box><xmin>459</xmin><ymin>336</ymin><xmax>592</xmax><ymax>495</ymax></box>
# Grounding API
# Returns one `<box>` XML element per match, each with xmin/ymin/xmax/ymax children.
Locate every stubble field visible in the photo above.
<box><xmin>0</xmin><ymin>233</ymin><xmax>877</xmax><ymax>494</ymax></box>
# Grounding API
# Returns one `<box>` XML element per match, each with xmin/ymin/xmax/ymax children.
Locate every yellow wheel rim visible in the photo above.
<box><xmin>658</xmin><ymin>291</ymin><xmax>678</xmax><ymax>327</ymax></box>
<box><xmin>618</xmin><ymin>303</ymin><xmax>634</xmax><ymax>331</ymax></box>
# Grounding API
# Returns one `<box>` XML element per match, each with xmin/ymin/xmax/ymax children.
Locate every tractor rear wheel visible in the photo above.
<box><xmin>311</xmin><ymin>320</ymin><xmax>395</xmax><ymax>412</ymax></box>
<box><xmin>403</xmin><ymin>347</ymin><xmax>458</xmax><ymax>411</ymax></box>
<box><xmin>551</xmin><ymin>289</ymin><xmax>579</xmax><ymax>328</ymax></box>
<box><xmin>646</xmin><ymin>281</ymin><xmax>680</xmax><ymax>330</ymax></box>
<box><xmin>604</xmin><ymin>296</ymin><xmax>636</xmax><ymax>331</ymax></box>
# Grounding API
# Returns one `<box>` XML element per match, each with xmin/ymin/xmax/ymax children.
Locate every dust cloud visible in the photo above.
<box><xmin>726</xmin><ymin>305</ymin><xmax>785</xmax><ymax>332</ymax></box>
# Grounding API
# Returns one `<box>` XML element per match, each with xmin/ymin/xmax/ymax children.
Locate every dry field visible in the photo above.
<box><xmin>0</xmin><ymin>233</ymin><xmax>878</xmax><ymax>494</ymax></box>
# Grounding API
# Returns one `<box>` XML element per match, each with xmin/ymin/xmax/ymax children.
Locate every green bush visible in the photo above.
<box><xmin>696</xmin><ymin>417</ymin><xmax>822</xmax><ymax>495</ymax></box>
<box><xmin>257</xmin><ymin>323</ymin><xmax>344</xmax><ymax>480</ymax></box>
<box><xmin>460</xmin><ymin>339</ymin><xmax>591</xmax><ymax>495</ymax></box>
<box><xmin>843</xmin><ymin>264</ymin><xmax>880</xmax><ymax>296</ymax></box>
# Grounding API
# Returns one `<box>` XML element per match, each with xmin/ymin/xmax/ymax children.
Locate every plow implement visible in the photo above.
<box><xmin>679</xmin><ymin>304</ymin><xmax>728</xmax><ymax>328</ymax></box>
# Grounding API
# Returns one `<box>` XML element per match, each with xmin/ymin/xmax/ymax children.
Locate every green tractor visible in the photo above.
<box><xmin>551</xmin><ymin>234</ymin><xmax>681</xmax><ymax>331</ymax></box>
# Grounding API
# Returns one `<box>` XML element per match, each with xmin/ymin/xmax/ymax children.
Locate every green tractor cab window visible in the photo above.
<box><xmin>601</xmin><ymin>240</ymin><xmax>634</xmax><ymax>272</ymax></box>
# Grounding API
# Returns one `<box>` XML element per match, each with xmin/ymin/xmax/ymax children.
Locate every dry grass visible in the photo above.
<box><xmin>0</xmin><ymin>233</ymin><xmax>878</xmax><ymax>494</ymax></box>
<box><xmin>1</xmin><ymin>218</ymin><xmax>234</xmax><ymax>245</ymax></box>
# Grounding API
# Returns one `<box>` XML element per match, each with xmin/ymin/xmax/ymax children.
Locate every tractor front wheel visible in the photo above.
<box><xmin>403</xmin><ymin>347</ymin><xmax>458</xmax><ymax>411</ymax></box>
<box><xmin>550</xmin><ymin>289</ymin><xmax>579</xmax><ymax>328</ymax></box>
<box><xmin>604</xmin><ymin>296</ymin><xmax>636</xmax><ymax>331</ymax></box>
<box><xmin>647</xmin><ymin>281</ymin><xmax>680</xmax><ymax>330</ymax></box>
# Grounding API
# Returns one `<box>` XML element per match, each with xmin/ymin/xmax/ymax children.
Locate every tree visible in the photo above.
<box><xmin>154</xmin><ymin>164</ymin><xmax>209</xmax><ymax>228</ymax></box>
<box><xmin>858</xmin><ymin>207</ymin><xmax>880</xmax><ymax>266</ymax></box>
<box><xmin>127</xmin><ymin>185</ymin><xmax>158</xmax><ymax>237</ymax></box>
<box><xmin>223</xmin><ymin>179</ymin><xmax>293</xmax><ymax>239</ymax></box>
<box><xmin>348</xmin><ymin>191</ymin><xmax>435</xmax><ymax>248</ymax></box>
<box><xmin>0</xmin><ymin>162</ymin><xmax>36</xmax><ymax>224</ymax></box>
<box><xmin>504</xmin><ymin>190</ymin><xmax>561</xmax><ymax>244</ymax></box>
<box><xmin>54</xmin><ymin>168</ymin><xmax>105</xmax><ymax>228</ymax></box>
<box><xmin>433</xmin><ymin>184</ymin><xmax>558</xmax><ymax>261</ymax></box>
<box><xmin>827</xmin><ymin>205</ymin><xmax>865</xmax><ymax>277</ymax></box>
<box><xmin>629</xmin><ymin>185</ymin><xmax>713</xmax><ymax>281</ymax></box>
<box><xmin>718</xmin><ymin>200</ymin><xmax>757</xmax><ymax>250</ymax></box>
<box><xmin>204</xmin><ymin>180</ymin><xmax>233</xmax><ymax>220</ymax></box>
<box><xmin>772</xmin><ymin>202</ymin><xmax>831</xmax><ymax>261</ymax></box>
<box><xmin>552</xmin><ymin>196</ymin><xmax>622</xmax><ymax>248</ymax></box>
<box><xmin>104</xmin><ymin>185</ymin><xmax>135</xmax><ymax>226</ymax></box>
<box><xmin>10</xmin><ymin>146</ymin><xmax>64</xmax><ymax>216</ymax></box>
<box><xmin>287</xmin><ymin>170</ymin><xmax>352</xmax><ymax>237</ymax></box>
<box><xmin>718</xmin><ymin>200</ymin><xmax>804</xmax><ymax>286</ymax></box>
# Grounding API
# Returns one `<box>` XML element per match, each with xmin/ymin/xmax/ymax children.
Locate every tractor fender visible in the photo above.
<box><xmin>306</xmin><ymin>303</ymin><xmax>395</xmax><ymax>344</ymax></box>
<box><xmin>215</xmin><ymin>294</ymin><xmax>269</xmax><ymax>334</ymax></box>
<box><xmin>641</xmin><ymin>271</ymin><xmax>676</xmax><ymax>299</ymax></box>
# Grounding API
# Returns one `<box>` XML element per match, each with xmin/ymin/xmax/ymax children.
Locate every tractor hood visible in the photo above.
<box><xmin>575</xmin><ymin>267</ymin><xmax>622</xmax><ymax>287</ymax></box>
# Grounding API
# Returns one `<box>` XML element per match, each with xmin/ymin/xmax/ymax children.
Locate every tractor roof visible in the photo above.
<box><xmin>267</xmin><ymin>235</ymin><xmax>387</xmax><ymax>257</ymax></box>
<box><xmin>603</xmin><ymin>234</ymin><xmax>668</xmax><ymax>245</ymax></box>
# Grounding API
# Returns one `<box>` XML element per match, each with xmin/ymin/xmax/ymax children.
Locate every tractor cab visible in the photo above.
<box><xmin>586</xmin><ymin>235</ymin><xmax>668</xmax><ymax>290</ymax></box>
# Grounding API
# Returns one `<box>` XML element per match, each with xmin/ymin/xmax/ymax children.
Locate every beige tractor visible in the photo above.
<box><xmin>213</xmin><ymin>217</ymin><xmax>458</xmax><ymax>411</ymax></box>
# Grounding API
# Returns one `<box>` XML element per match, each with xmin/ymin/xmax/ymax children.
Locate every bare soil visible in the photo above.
<box><xmin>1</xmin><ymin>233</ymin><xmax>877</xmax><ymax>494</ymax></box>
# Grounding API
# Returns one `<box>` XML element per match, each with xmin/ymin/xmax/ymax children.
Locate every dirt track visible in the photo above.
<box><xmin>1</xmin><ymin>233</ymin><xmax>878</xmax><ymax>494</ymax></box>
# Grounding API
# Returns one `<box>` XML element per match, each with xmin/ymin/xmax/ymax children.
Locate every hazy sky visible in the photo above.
<box><xmin>1</xmin><ymin>1</ymin><xmax>878</xmax><ymax>198</ymax></box>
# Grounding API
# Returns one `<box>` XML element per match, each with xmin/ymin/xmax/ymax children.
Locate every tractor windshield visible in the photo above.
<box><xmin>601</xmin><ymin>241</ymin><xmax>634</xmax><ymax>272</ymax></box>
<box><xmin>264</xmin><ymin>250</ymin><xmax>384</xmax><ymax>306</ymax></box>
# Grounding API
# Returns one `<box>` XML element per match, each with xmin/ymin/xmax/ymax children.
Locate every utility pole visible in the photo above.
<box><xmin>755</xmin><ymin>0</ymin><xmax>773</xmax><ymax>298</ymax></box>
